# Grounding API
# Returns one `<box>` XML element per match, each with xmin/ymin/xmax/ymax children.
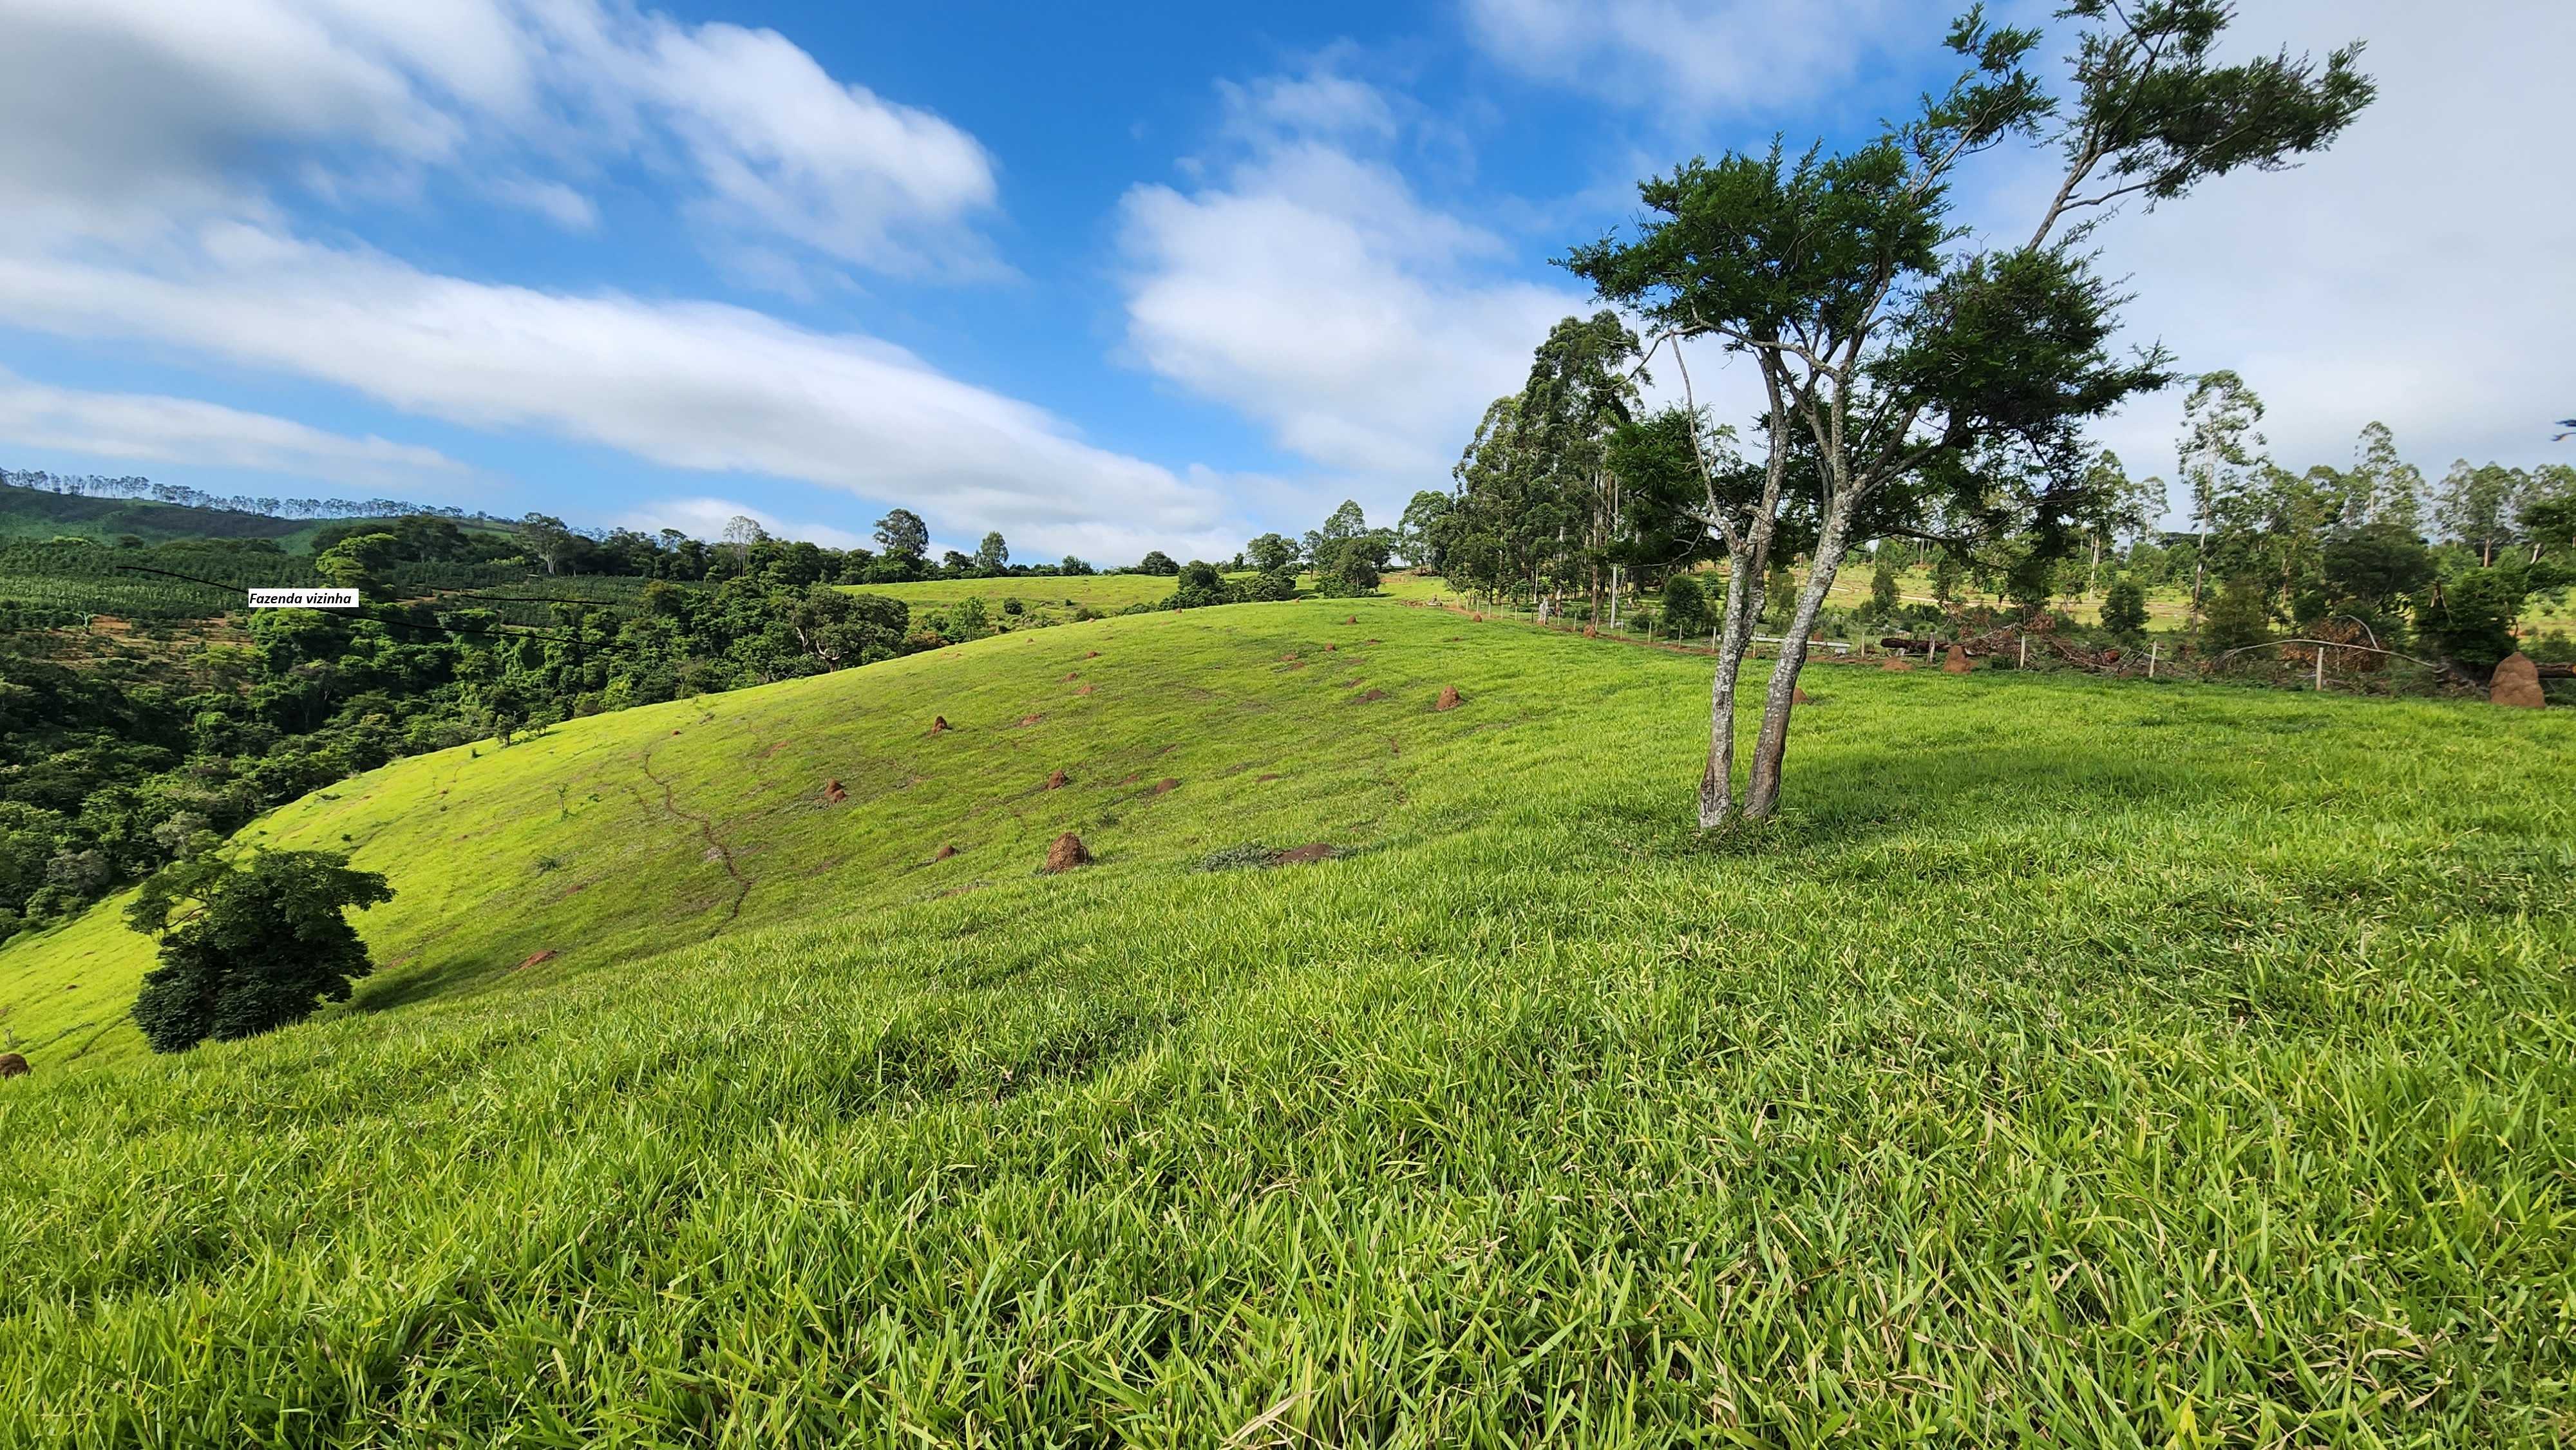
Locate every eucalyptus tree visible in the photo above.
<box><xmin>1566</xmin><ymin>3</ymin><xmax>2371</xmax><ymax>826</ymax></box>
<box><xmin>2175</xmin><ymin>370</ymin><xmax>2267</xmax><ymax>612</ymax></box>
<box><xmin>1517</xmin><ymin>312</ymin><xmax>1645</xmax><ymax>619</ymax></box>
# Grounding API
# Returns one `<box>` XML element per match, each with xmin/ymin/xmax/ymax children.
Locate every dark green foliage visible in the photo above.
<box><xmin>1170</xmin><ymin>561</ymin><xmax>1233</xmax><ymax>610</ymax></box>
<box><xmin>1135</xmin><ymin>551</ymin><xmax>1179</xmax><ymax>577</ymax></box>
<box><xmin>1315</xmin><ymin>555</ymin><xmax>1381</xmax><ymax>598</ymax></box>
<box><xmin>1867</xmin><ymin>558</ymin><xmax>1900</xmax><ymax>619</ymax></box>
<box><xmin>872</xmin><ymin>509</ymin><xmax>929</xmax><ymax>566</ymax></box>
<box><xmin>1660</xmin><ymin>573</ymin><xmax>1711</xmax><ymax>637</ymax></box>
<box><xmin>2099</xmin><ymin>578</ymin><xmax>2149</xmax><ymax>637</ymax></box>
<box><xmin>1240</xmin><ymin>569</ymin><xmax>1299</xmax><ymax>603</ymax></box>
<box><xmin>126</xmin><ymin>850</ymin><xmax>393</xmax><ymax>1052</ymax></box>
<box><xmin>1245</xmin><ymin>533</ymin><xmax>1298</xmax><ymax>576</ymax></box>
<box><xmin>2200</xmin><ymin>574</ymin><xmax>2276</xmax><ymax>657</ymax></box>
<box><xmin>2416</xmin><ymin>567</ymin><xmax>2538</xmax><ymax>675</ymax></box>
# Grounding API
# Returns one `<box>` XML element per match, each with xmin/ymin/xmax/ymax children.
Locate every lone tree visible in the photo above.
<box><xmin>974</xmin><ymin>531</ymin><xmax>1010</xmax><ymax>575</ymax></box>
<box><xmin>1566</xmin><ymin>1</ymin><xmax>2372</xmax><ymax>827</ymax></box>
<box><xmin>127</xmin><ymin>850</ymin><xmax>394</xmax><ymax>1053</ymax></box>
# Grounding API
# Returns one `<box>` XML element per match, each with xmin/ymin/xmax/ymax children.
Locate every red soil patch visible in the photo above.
<box><xmin>931</xmin><ymin>716</ymin><xmax>951</xmax><ymax>733</ymax></box>
<box><xmin>1085</xmin><ymin>650</ymin><xmax>1100</xmax><ymax>658</ymax></box>
<box><xmin>1282</xmin><ymin>651</ymin><xmax>1302</xmax><ymax>661</ymax></box>
<box><xmin>1326</xmin><ymin>643</ymin><xmax>1337</xmax><ymax>652</ymax></box>
<box><xmin>0</xmin><ymin>1052</ymin><xmax>28</xmax><ymax>1079</ymax></box>
<box><xmin>1075</xmin><ymin>684</ymin><xmax>1095</xmax><ymax>695</ymax></box>
<box><xmin>1045</xmin><ymin>769</ymin><xmax>1070</xmax><ymax>790</ymax></box>
<box><xmin>1045</xmin><ymin>832</ymin><xmax>1092</xmax><ymax>872</ymax></box>
<box><xmin>1151</xmin><ymin>777</ymin><xmax>1179</xmax><ymax>795</ymax></box>
<box><xmin>1345</xmin><ymin>678</ymin><xmax>1363</xmax><ymax>687</ymax></box>
<box><xmin>1274</xmin><ymin>843</ymin><xmax>1337</xmax><ymax>865</ymax></box>
<box><xmin>933</xmin><ymin>843</ymin><xmax>960</xmax><ymax>862</ymax></box>
<box><xmin>1365</xmin><ymin>639</ymin><xmax>1379</xmax><ymax>645</ymax></box>
<box><xmin>1019</xmin><ymin>713</ymin><xmax>1044</xmax><ymax>727</ymax></box>
<box><xmin>1354</xmin><ymin>689</ymin><xmax>1388</xmax><ymax>703</ymax></box>
<box><xmin>1472</xmin><ymin>612</ymin><xmax>1484</xmax><ymax>622</ymax></box>
<box><xmin>1584</xmin><ymin>625</ymin><xmax>1598</xmax><ymax>639</ymax></box>
<box><xmin>1882</xmin><ymin>659</ymin><xmax>1915</xmax><ymax>673</ymax></box>
<box><xmin>1434</xmin><ymin>685</ymin><xmax>1463</xmax><ymax>711</ymax></box>
<box><xmin>672</xmin><ymin>728</ymin><xmax>682</xmax><ymax>735</ymax></box>
<box><xmin>515</xmin><ymin>949</ymin><xmax>558</xmax><ymax>971</ymax></box>
<box><xmin>1792</xmin><ymin>687</ymin><xmax>1812</xmax><ymax>705</ymax></box>
<box><xmin>1345</xmin><ymin>614</ymin><xmax>1358</xmax><ymax>625</ymax></box>
<box><xmin>822</xmin><ymin>779</ymin><xmax>846</xmax><ymax>803</ymax></box>
<box><xmin>1256</xmin><ymin>773</ymin><xmax>1281</xmax><ymax>782</ymax></box>
<box><xmin>1063</xmin><ymin>672</ymin><xmax>1080</xmax><ymax>681</ymax></box>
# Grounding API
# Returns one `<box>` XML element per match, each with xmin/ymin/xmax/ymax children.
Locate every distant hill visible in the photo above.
<box><xmin>0</xmin><ymin>479</ymin><xmax>346</xmax><ymax>549</ymax></box>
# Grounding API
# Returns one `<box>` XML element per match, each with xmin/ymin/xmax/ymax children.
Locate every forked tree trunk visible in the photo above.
<box><xmin>1743</xmin><ymin>504</ymin><xmax>1853</xmax><ymax>820</ymax></box>
<box><xmin>1698</xmin><ymin>556</ymin><xmax>1763</xmax><ymax>827</ymax></box>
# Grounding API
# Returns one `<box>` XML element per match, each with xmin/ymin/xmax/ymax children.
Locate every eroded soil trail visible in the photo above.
<box><xmin>636</xmin><ymin>744</ymin><xmax>753</xmax><ymax>922</ymax></box>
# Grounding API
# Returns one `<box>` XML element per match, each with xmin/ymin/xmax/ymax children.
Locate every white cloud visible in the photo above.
<box><xmin>615</xmin><ymin>496</ymin><xmax>867</xmax><ymax>552</ymax></box>
<box><xmin>1117</xmin><ymin>67</ymin><xmax>1584</xmax><ymax>513</ymax></box>
<box><xmin>0</xmin><ymin>370</ymin><xmax>467</xmax><ymax>487</ymax></box>
<box><xmin>489</xmin><ymin>175</ymin><xmax>598</xmax><ymax>231</ymax></box>
<box><xmin>0</xmin><ymin>225</ymin><xmax>1236</xmax><ymax>562</ymax></box>
<box><xmin>1461</xmin><ymin>0</ymin><xmax>1900</xmax><ymax>117</ymax></box>
<box><xmin>0</xmin><ymin>0</ymin><xmax>998</xmax><ymax>273</ymax></box>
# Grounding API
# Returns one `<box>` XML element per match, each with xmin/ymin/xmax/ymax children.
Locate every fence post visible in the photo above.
<box><xmin>2314</xmin><ymin>643</ymin><xmax>2325</xmax><ymax>693</ymax></box>
<box><xmin>2148</xmin><ymin>643</ymin><xmax>2157</xmax><ymax>680</ymax></box>
<box><xmin>2018</xmin><ymin>636</ymin><xmax>2028</xmax><ymax>670</ymax></box>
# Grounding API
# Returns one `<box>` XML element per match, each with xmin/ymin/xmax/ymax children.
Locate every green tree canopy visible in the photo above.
<box><xmin>126</xmin><ymin>849</ymin><xmax>394</xmax><ymax>1053</ymax></box>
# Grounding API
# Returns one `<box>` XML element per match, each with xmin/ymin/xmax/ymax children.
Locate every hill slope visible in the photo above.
<box><xmin>0</xmin><ymin>480</ymin><xmax>340</xmax><ymax>547</ymax></box>
<box><xmin>4</xmin><ymin>600</ymin><xmax>2575</xmax><ymax>1442</ymax></box>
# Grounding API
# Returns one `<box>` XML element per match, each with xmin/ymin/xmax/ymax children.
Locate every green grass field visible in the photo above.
<box><xmin>5</xmin><ymin>597</ymin><xmax>2574</xmax><ymax>1444</ymax></box>
<box><xmin>842</xmin><ymin>571</ymin><xmax>1185</xmax><ymax>628</ymax></box>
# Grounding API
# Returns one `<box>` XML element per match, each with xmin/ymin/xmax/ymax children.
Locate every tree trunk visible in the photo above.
<box><xmin>1699</xmin><ymin>554</ymin><xmax>1762</xmax><ymax>828</ymax></box>
<box><xmin>1743</xmin><ymin>503</ymin><xmax>1854</xmax><ymax>820</ymax></box>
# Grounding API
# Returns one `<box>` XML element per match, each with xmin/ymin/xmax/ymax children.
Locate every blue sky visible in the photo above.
<box><xmin>1</xmin><ymin>0</ymin><xmax>2568</xmax><ymax>563</ymax></box>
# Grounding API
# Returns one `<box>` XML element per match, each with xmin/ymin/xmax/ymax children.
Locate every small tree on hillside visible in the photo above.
<box><xmin>127</xmin><ymin>850</ymin><xmax>393</xmax><ymax>1053</ymax></box>
<box><xmin>1662</xmin><ymin>572</ymin><xmax>1712</xmax><ymax>638</ymax></box>
<box><xmin>1566</xmin><ymin>3</ymin><xmax>2371</xmax><ymax>825</ymax></box>
<box><xmin>2099</xmin><ymin>577</ymin><xmax>2149</xmax><ymax>638</ymax></box>
<box><xmin>974</xmin><ymin>531</ymin><xmax>1010</xmax><ymax>576</ymax></box>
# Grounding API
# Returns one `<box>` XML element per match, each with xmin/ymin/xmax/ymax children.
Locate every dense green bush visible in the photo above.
<box><xmin>125</xmin><ymin>849</ymin><xmax>393</xmax><ymax>1052</ymax></box>
<box><xmin>1660</xmin><ymin>573</ymin><xmax>1710</xmax><ymax>637</ymax></box>
<box><xmin>2099</xmin><ymin>578</ymin><xmax>2148</xmax><ymax>637</ymax></box>
<box><xmin>2200</xmin><ymin>576</ymin><xmax>2277</xmax><ymax>659</ymax></box>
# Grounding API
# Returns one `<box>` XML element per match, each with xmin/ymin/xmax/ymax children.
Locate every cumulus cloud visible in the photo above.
<box><xmin>0</xmin><ymin>225</ymin><xmax>1236</xmax><ymax>562</ymax></box>
<box><xmin>0</xmin><ymin>0</ymin><xmax>998</xmax><ymax>272</ymax></box>
<box><xmin>1461</xmin><ymin>0</ymin><xmax>1902</xmax><ymax>117</ymax></box>
<box><xmin>614</xmin><ymin>497</ymin><xmax>869</xmax><ymax>552</ymax></box>
<box><xmin>0</xmin><ymin>0</ymin><xmax>1237</xmax><ymax>561</ymax></box>
<box><xmin>1117</xmin><ymin>66</ymin><xmax>1585</xmax><ymax>511</ymax></box>
<box><xmin>0</xmin><ymin>371</ymin><xmax>469</xmax><ymax>487</ymax></box>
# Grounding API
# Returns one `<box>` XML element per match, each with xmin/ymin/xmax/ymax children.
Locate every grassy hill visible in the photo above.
<box><xmin>4</xmin><ymin>598</ymin><xmax>2573</xmax><ymax>1442</ymax></box>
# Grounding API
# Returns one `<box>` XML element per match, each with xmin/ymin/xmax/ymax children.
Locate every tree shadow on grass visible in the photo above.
<box><xmin>1598</xmin><ymin>740</ymin><xmax>2221</xmax><ymax>865</ymax></box>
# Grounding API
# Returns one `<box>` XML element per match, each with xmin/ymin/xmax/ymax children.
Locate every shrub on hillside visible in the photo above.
<box><xmin>1316</xmin><ymin>555</ymin><xmax>1380</xmax><ymax>597</ymax></box>
<box><xmin>126</xmin><ymin>849</ymin><xmax>393</xmax><ymax>1053</ymax></box>
<box><xmin>1171</xmin><ymin>560</ymin><xmax>1235</xmax><ymax>609</ymax></box>
<box><xmin>1241</xmin><ymin>569</ymin><xmax>1298</xmax><ymax>603</ymax></box>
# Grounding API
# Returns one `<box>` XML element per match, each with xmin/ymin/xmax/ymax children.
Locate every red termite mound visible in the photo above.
<box><xmin>1045</xmin><ymin>833</ymin><xmax>1092</xmax><ymax>872</ymax></box>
